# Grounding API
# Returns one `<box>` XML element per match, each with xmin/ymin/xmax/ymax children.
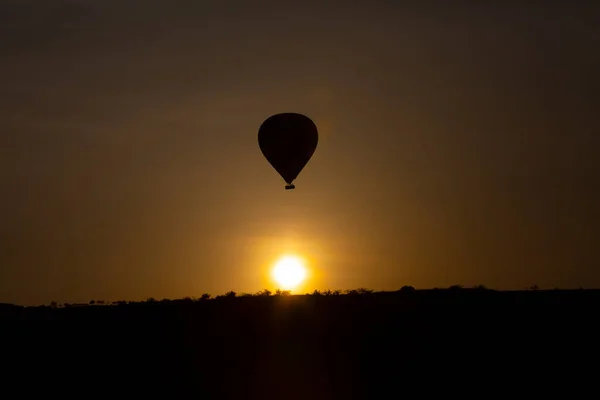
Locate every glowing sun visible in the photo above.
<box><xmin>272</xmin><ymin>255</ymin><xmax>307</xmax><ymax>290</ymax></box>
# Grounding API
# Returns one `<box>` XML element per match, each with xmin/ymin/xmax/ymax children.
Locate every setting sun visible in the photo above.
<box><xmin>272</xmin><ymin>255</ymin><xmax>307</xmax><ymax>290</ymax></box>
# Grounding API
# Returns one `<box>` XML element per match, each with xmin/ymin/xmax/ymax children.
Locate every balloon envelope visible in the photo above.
<box><xmin>258</xmin><ymin>113</ymin><xmax>318</xmax><ymax>189</ymax></box>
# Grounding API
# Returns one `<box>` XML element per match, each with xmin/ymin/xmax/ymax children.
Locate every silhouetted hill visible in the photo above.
<box><xmin>1</xmin><ymin>287</ymin><xmax>597</xmax><ymax>398</ymax></box>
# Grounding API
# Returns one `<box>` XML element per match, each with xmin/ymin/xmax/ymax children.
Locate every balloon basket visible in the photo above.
<box><xmin>285</xmin><ymin>184</ymin><xmax>296</xmax><ymax>190</ymax></box>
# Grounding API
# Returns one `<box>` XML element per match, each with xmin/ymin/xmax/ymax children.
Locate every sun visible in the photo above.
<box><xmin>272</xmin><ymin>255</ymin><xmax>307</xmax><ymax>290</ymax></box>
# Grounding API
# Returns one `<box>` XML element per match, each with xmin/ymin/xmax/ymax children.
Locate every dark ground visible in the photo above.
<box><xmin>1</xmin><ymin>287</ymin><xmax>598</xmax><ymax>398</ymax></box>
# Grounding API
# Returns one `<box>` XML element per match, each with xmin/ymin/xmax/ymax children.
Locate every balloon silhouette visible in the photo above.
<box><xmin>258</xmin><ymin>113</ymin><xmax>318</xmax><ymax>190</ymax></box>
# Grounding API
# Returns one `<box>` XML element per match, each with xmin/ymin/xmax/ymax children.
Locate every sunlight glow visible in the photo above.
<box><xmin>272</xmin><ymin>255</ymin><xmax>307</xmax><ymax>290</ymax></box>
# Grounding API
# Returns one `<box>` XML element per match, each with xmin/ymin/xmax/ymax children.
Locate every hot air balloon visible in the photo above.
<box><xmin>258</xmin><ymin>113</ymin><xmax>318</xmax><ymax>190</ymax></box>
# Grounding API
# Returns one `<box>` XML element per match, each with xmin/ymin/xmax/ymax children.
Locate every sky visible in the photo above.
<box><xmin>1</xmin><ymin>1</ymin><xmax>598</xmax><ymax>305</ymax></box>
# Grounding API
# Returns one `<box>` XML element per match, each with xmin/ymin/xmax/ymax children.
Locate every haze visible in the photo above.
<box><xmin>1</xmin><ymin>1</ymin><xmax>598</xmax><ymax>305</ymax></box>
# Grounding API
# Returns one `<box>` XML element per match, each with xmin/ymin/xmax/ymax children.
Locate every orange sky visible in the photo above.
<box><xmin>1</xmin><ymin>1</ymin><xmax>598</xmax><ymax>305</ymax></box>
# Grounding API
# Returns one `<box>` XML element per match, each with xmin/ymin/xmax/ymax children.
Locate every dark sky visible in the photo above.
<box><xmin>1</xmin><ymin>1</ymin><xmax>598</xmax><ymax>305</ymax></box>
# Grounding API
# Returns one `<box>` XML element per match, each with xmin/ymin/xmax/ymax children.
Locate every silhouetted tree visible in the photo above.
<box><xmin>49</xmin><ymin>301</ymin><xmax>58</xmax><ymax>309</ymax></box>
<box><xmin>275</xmin><ymin>289</ymin><xmax>291</xmax><ymax>296</ymax></box>
<box><xmin>225</xmin><ymin>291</ymin><xmax>236</xmax><ymax>298</ymax></box>
<box><xmin>200</xmin><ymin>293</ymin><xmax>211</xmax><ymax>300</ymax></box>
<box><xmin>400</xmin><ymin>286</ymin><xmax>416</xmax><ymax>294</ymax></box>
<box><xmin>255</xmin><ymin>289</ymin><xmax>272</xmax><ymax>297</ymax></box>
<box><xmin>89</xmin><ymin>300</ymin><xmax>95</xmax><ymax>305</ymax></box>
